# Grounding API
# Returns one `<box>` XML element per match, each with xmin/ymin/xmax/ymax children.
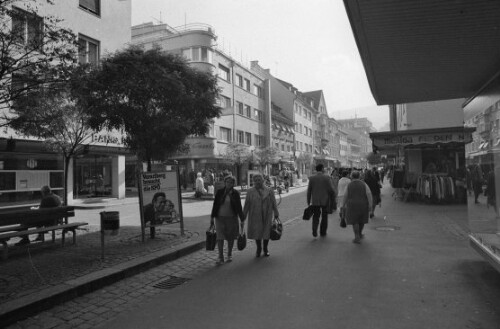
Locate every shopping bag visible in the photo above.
<box><xmin>339</xmin><ymin>207</ymin><xmax>347</xmax><ymax>228</ymax></box>
<box><xmin>237</xmin><ymin>233</ymin><xmax>247</xmax><ymax>251</ymax></box>
<box><xmin>303</xmin><ymin>206</ymin><xmax>313</xmax><ymax>220</ymax></box>
<box><xmin>270</xmin><ymin>218</ymin><xmax>283</xmax><ymax>241</ymax></box>
<box><xmin>205</xmin><ymin>226</ymin><xmax>217</xmax><ymax>251</ymax></box>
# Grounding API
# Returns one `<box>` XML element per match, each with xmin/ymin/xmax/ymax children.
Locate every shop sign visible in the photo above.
<box><xmin>372</xmin><ymin>130</ymin><xmax>473</xmax><ymax>149</ymax></box>
<box><xmin>184</xmin><ymin>138</ymin><xmax>217</xmax><ymax>157</ymax></box>
<box><xmin>90</xmin><ymin>131</ymin><xmax>125</xmax><ymax>146</ymax></box>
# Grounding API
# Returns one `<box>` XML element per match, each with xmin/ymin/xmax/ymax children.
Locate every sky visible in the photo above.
<box><xmin>131</xmin><ymin>0</ymin><xmax>389</xmax><ymax>130</ymax></box>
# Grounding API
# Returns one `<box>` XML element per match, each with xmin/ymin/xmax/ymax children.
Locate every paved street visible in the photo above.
<box><xmin>5</xmin><ymin>183</ymin><xmax>500</xmax><ymax>329</ymax></box>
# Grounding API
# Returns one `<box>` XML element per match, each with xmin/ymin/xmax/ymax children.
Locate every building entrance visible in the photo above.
<box><xmin>74</xmin><ymin>155</ymin><xmax>112</xmax><ymax>198</ymax></box>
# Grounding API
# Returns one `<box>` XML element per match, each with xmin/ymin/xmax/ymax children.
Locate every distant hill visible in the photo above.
<box><xmin>330</xmin><ymin>105</ymin><xmax>389</xmax><ymax>131</ymax></box>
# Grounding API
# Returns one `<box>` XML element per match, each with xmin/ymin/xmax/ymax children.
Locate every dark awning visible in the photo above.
<box><xmin>343</xmin><ymin>0</ymin><xmax>500</xmax><ymax>105</ymax></box>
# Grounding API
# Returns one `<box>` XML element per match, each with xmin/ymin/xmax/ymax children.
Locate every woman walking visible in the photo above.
<box><xmin>343</xmin><ymin>171</ymin><xmax>373</xmax><ymax>244</ymax></box>
<box><xmin>210</xmin><ymin>176</ymin><xmax>244</xmax><ymax>265</ymax></box>
<box><xmin>243</xmin><ymin>173</ymin><xmax>280</xmax><ymax>257</ymax></box>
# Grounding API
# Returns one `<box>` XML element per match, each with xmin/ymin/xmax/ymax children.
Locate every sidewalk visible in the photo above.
<box><xmin>0</xmin><ymin>183</ymin><xmax>308</xmax><ymax>326</ymax></box>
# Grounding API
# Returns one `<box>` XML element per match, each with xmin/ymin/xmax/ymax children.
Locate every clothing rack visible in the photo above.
<box><xmin>416</xmin><ymin>173</ymin><xmax>456</xmax><ymax>202</ymax></box>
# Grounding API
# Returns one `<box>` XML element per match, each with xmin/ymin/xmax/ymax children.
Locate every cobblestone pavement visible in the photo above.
<box><xmin>6</xmin><ymin>217</ymin><xmax>303</xmax><ymax>329</ymax></box>
<box><xmin>0</xmin><ymin>225</ymin><xmax>200</xmax><ymax>304</ymax></box>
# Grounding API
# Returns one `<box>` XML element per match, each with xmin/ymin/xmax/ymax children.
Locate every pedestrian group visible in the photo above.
<box><xmin>209</xmin><ymin>164</ymin><xmax>383</xmax><ymax>265</ymax></box>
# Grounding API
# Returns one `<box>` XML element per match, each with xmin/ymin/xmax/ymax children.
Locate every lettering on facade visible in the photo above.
<box><xmin>191</xmin><ymin>142</ymin><xmax>215</xmax><ymax>149</ymax></box>
<box><xmin>91</xmin><ymin>133</ymin><xmax>124</xmax><ymax>146</ymax></box>
<box><xmin>377</xmin><ymin>131</ymin><xmax>472</xmax><ymax>147</ymax></box>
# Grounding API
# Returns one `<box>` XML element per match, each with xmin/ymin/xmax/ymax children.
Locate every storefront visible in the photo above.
<box><xmin>370</xmin><ymin>127</ymin><xmax>474</xmax><ymax>203</ymax></box>
<box><xmin>0</xmin><ymin>139</ymin><xmax>64</xmax><ymax>207</ymax></box>
<box><xmin>173</xmin><ymin>137</ymin><xmax>250</xmax><ymax>188</ymax></box>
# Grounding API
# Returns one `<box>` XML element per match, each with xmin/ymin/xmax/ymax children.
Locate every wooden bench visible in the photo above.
<box><xmin>0</xmin><ymin>206</ymin><xmax>88</xmax><ymax>260</ymax></box>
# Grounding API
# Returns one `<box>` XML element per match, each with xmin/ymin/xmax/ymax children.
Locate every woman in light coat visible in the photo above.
<box><xmin>243</xmin><ymin>173</ymin><xmax>280</xmax><ymax>257</ymax></box>
<box><xmin>337</xmin><ymin>170</ymin><xmax>351</xmax><ymax>209</ymax></box>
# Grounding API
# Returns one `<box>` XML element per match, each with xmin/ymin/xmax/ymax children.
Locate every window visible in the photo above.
<box><xmin>220</xmin><ymin>127</ymin><xmax>232</xmax><ymax>142</ymax></box>
<box><xmin>244</xmin><ymin>78</ymin><xmax>251</xmax><ymax>91</ymax></box>
<box><xmin>219</xmin><ymin>95</ymin><xmax>231</xmax><ymax>108</ymax></box>
<box><xmin>245</xmin><ymin>105</ymin><xmax>251</xmax><ymax>118</ymax></box>
<box><xmin>237</xmin><ymin>130</ymin><xmax>244</xmax><ymax>143</ymax></box>
<box><xmin>287</xmin><ymin>145</ymin><xmax>291</xmax><ymax>152</ymax></box>
<box><xmin>236</xmin><ymin>74</ymin><xmax>243</xmax><ymax>87</ymax></box>
<box><xmin>253</xmin><ymin>84</ymin><xmax>263</xmax><ymax>98</ymax></box>
<box><xmin>254</xmin><ymin>109</ymin><xmax>263</xmax><ymax>122</ymax></box>
<box><xmin>12</xmin><ymin>7</ymin><xmax>43</xmax><ymax>48</ymax></box>
<box><xmin>237</xmin><ymin>101</ymin><xmax>244</xmax><ymax>115</ymax></box>
<box><xmin>281</xmin><ymin>144</ymin><xmax>285</xmax><ymax>151</ymax></box>
<box><xmin>303</xmin><ymin>109</ymin><xmax>307</xmax><ymax>118</ymax></box>
<box><xmin>218</xmin><ymin>64</ymin><xmax>230</xmax><ymax>82</ymax></box>
<box><xmin>275</xmin><ymin>142</ymin><xmax>279</xmax><ymax>149</ymax></box>
<box><xmin>78</xmin><ymin>34</ymin><xmax>100</xmax><ymax>65</ymax></box>
<box><xmin>245</xmin><ymin>132</ymin><xmax>252</xmax><ymax>145</ymax></box>
<box><xmin>79</xmin><ymin>0</ymin><xmax>100</xmax><ymax>15</ymax></box>
<box><xmin>255</xmin><ymin>135</ymin><xmax>265</xmax><ymax>147</ymax></box>
<box><xmin>182</xmin><ymin>47</ymin><xmax>213</xmax><ymax>63</ymax></box>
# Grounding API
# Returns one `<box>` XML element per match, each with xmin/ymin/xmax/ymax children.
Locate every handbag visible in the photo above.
<box><xmin>237</xmin><ymin>233</ymin><xmax>247</xmax><ymax>251</ymax></box>
<box><xmin>205</xmin><ymin>225</ymin><xmax>217</xmax><ymax>251</ymax></box>
<box><xmin>339</xmin><ymin>207</ymin><xmax>347</xmax><ymax>228</ymax></box>
<box><xmin>303</xmin><ymin>206</ymin><xmax>313</xmax><ymax>220</ymax></box>
<box><xmin>270</xmin><ymin>217</ymin><xmax>283</xmax><ymax>241</ymax></box>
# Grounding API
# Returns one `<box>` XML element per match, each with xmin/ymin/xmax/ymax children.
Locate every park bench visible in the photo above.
<box><xmin>0</xmin><ymin>206</ymin><xmax>88</xmax><ymax>260</ymax></box>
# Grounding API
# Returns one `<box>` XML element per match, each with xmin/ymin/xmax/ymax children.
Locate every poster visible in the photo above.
<box><xmin>139</xmin><ymin>171</ymin><xmax>183</xmax><ymax>236</ymax></box>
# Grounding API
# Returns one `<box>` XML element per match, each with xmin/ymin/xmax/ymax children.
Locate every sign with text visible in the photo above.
<box><xmin>138</xmin><ymin>171</ymin><xmax>184</xmax><ymax>240</ymax></box>
<box><xmin>371</xmin><ymin>129</ymin><xmax>473</xmax><ymax>150</ymax></box>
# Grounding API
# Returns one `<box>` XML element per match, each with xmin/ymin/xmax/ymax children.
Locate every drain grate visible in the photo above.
<box><xmin>375</xmin><ymin>225</ymin><xmax>400</xmax><ymax>232</ymax></box>
<box><xmin>153</xmin><ymin>276</ymin><xmax>191</xmax><ymax>290</ymax></box>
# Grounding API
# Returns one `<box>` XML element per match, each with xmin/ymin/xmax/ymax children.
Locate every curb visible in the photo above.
<box><xmin>0</xmin><ymin>239</ymin><xmax>206</xmax><ymax>327</ymax></box>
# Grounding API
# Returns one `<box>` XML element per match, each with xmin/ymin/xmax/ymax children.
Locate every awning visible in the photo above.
<box><xmin>480</xmin><ymin>142</ymin><xmax>489</xmax><ymax>150</ymax></box>
<box><xmin>314</xmin><ymin>147</ymin><xmax>320</xmax><ymax>155</ymax></box>
<box><xmin>343</xmin><ymin>0</ymin><xmax>500</xmax><ymax>105</ymax></box>
<box><xmin>370</xmin><ymin>126</ymin><xmax>475</xmax><ymax>151</ymax></box>
<box><xmin>322</xmin><ymin>149</ymin><xmax>330</xmax><ymax>155</ymax></box>
<box><xmin>495</xmin><ymin>138</ymin><xmax>500</xmax><ymax>147</ymax></box>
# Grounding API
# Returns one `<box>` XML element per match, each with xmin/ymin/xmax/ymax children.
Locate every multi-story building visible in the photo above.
<box><xmin>132</xmin><ymin>22</ymin><xmax>270</xmax><ymax>186</ymax></box>
<box><xmin>302</xmin><ymin>90</ymin><xmax>338</xmax><ymax>168</ymax></box>
<box><xmin>337</xmin><ymin>117</ymin><xmax>374</xmax><ymax>168</ymax></box>
<box><xmin>0</xmin><ymin>0</ymin><xmax>132</xmax><ymax>207</ymax></box>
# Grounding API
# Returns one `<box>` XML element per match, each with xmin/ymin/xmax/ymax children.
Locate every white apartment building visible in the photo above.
<box><xmin>0</xmin><ymin>0</ymin><xmax>131</xmax><ymax>207</ymax></box>
<box><xmin>131</xmin><ymin>22</ymin><xmax>270</xmax><ymax>186</ymax></box>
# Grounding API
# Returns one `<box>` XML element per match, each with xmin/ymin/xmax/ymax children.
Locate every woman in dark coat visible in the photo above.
<box><xmin>210</xmin><ymin>176</ymin><xmax>244</xmax><ymax>265</ymax></box>
<box><xmin>343</xmin><ymin>171</ymin><xmax>373</xmax><ymax>244</ymax></box>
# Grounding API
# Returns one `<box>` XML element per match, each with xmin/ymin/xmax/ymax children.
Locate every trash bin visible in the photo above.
<box><xmin>100</xmin><ymin>211</ymin><xmax>120</xmax><ymax>235</ymax></box>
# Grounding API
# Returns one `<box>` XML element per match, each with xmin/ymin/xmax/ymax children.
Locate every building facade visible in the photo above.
<box><xmin>132</xmin><ymin>22</ymin><xmax>271</xmax><ymax>186</ymax></box>
<box><xmin>1</xmin><ymin>0</ymin><xmax>131</xmax><ymax>207</ymax></box>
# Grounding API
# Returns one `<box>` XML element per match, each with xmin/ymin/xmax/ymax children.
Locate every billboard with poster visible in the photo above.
<box><xmin>138</xmin><ymin>170</ymin><xmax>184</xmax><ymax>240</ymax></box>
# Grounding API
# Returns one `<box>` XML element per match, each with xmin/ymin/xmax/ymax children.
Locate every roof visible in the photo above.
<box><xmin>343</xmin><ymin>0</ymin><xmax>500</xmax><ymax>105</ymax></box>
<box><xmin>302</xmin><ymin>90</ymin><xmax>322</xmax><ymax>109</ymax></box>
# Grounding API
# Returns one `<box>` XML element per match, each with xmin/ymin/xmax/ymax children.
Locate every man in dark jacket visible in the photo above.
<box><xmin>16</xmin><ymin>185</ymin><xmax>62</xmax><ymax>245</ymax></box>
<box><xmin>307</xmin><ymin>164</ymin><xmax>336</xmax><ymax>237</ymax></box>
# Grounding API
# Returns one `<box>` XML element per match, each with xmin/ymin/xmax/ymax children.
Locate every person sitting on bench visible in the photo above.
<box><xmin>16</xmin><ymin>185</ymin><xmax>62</xmax><ymax>246</ymax></box>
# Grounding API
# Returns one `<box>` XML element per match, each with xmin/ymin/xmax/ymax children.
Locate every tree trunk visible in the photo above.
<box><xmin>63</xmin><ymin>154</ymin><xmax>70</xmax><ymax>206</ymax></box>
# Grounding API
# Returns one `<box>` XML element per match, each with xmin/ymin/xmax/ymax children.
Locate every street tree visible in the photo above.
<box><xmin>79</xmin><ymin>46</ymin><xmax>220</xmax><ymax>171</ymax></box>
<box><xmin>254</xmin><ymin>146</ymin><xmax>280</xmax><ymax>174</ymax></box>
<box><xmin>0</xmin><ymin>0</ymin><xmax>77</xmax><ymax>127</ymax></box>
<box><xmin>222</xmin><ymin>142</ymin><xmax>251</xmax><ymax>185</ymax></box>
<box><xmin>10</xmin><ymin>66</ymin><xmax>95</xmax><ymax>205</ymax></box>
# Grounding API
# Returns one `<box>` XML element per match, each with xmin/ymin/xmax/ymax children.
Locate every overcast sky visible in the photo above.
<box><xmin>131</xmin><ymin>0</ymin><xmax>389</xmax><ymax>130</ymax></box>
